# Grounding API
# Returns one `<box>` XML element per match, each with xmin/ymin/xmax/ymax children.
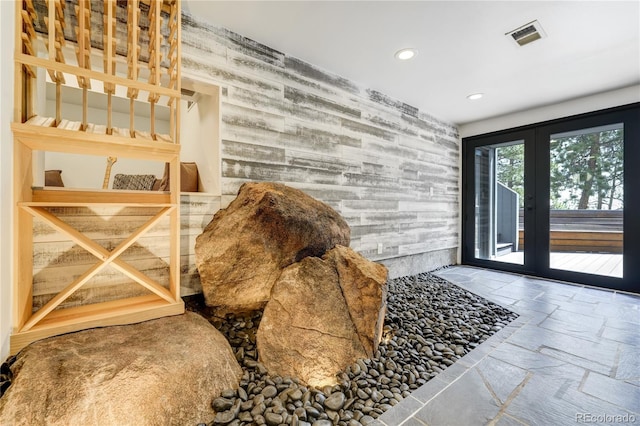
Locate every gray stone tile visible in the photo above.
<box><xmin>537</xmin><ymin>282</ymin><xmax>581</xmax><ymax>299</ymax></box>
<box><xmin>539</xmin><ymin>347</ymin><xmax>611</xmax><ymax>376</ymax></box>
<box><xmin>401</xmin><ymin>417</ymin><xmax>428</xmax><ymax>426</ymax></box>
<box><xmin>615</xmin><ymin>344</ymin><xmax>640</xmax><ymax>381</ymax></box>
<box><xmin>410</xmin><ymin>377</ymin><xmax>448</xmax><ymax>403</ymax></box>
<box><xmin>435</xmin><ymin>360</ymin><xmax>469</xmax><ymax>385</ymax></box>
<box><xmin>411</xmin><ymin>266</ymin><xmax>640</xmax><ymax>423</ymax></box>
<box><xmin>378</xmin><ymin>395</ymin><xmax>423</xmax><ymax>425</ymax></box>
<box><xmin>561</xmin><ymin>386</ymin><xmax>640</xmax><ymax>420</ymax></box>
<box><xmin>475</xmin><ymin>356</ymin><xmax>528</xmax><ymax>404</ymax></box>
<box><xmin>549</xmin><ymin>308</ymin><xmax>606</xmax><ymax>328</ymax></box>
<box><xmin>573</xmin><ymin>287</ymin><xmax>616</xmax><ymax>304</ymax></box>
<box><xmin>611</xmin><ymin>292</ymin><xmax>640</xmax><ymax>305</ymax></box>
<box><xmin>593</xmin><ymin>301</ymin><xmax>639</xmax><ymax>321</ymax></box>
<box><xmin>506</xmin><ymin>324</ymin><xmax>618</xmax><ymax>366</ymax></box>
<box><xmin>513</xmin><ymin>298</ymin><xmax>559</xmax><ymax>315</ymax></box>
<box><xmin>505</xmin><ymin>373</ymin><xmax>584</xmax><ymax>425</ymax></box>
<box><xmin>538</xmin><ymin>316</ymin><xmax>603</xmax><ymax>342</ymax></box>
<box><xmin>486</xmin><ymin>294</ymin><xmax>520</xmax><ymax>307</ymax></box>
<box><xmin>455</xmin><ymin>339</ymin><xmax>495</xmax><ymax>369</ymax></box>
<box><xmin>604</xmin><ymin>316</ymin><xmax>640</xmax><ymax>333</ymax></box>
<box><xmin>495</xmin><ymin>413</ymin><xmax>528</xmax><ymax>426</ymax></box>
<box><xmin>414</xmin><ymin>369</ymin><xmax>500</xmax><ymax>426</ymax></box>
<box><xmin>475</xmin><ymin>269</ymin><xmax>521</xmax><ymax>284</ymax></box>
<box><xmin>489</xmin><ymin>342</ymin><xmax>570</xmax><ymax>372</ymax></box>
<box><xmin>548</xmin><ymin>298</ymin><xmax>598</xmax><ymax>316</ymax></box>
<box><xmin>491</xmin><ymin>284</ymin><xmax>545</xmax><ymax>302</ymax></box>
<box><xmin>625</xmin><ymin>378</ymin><xmax>640</xmax><ymax>388</ymax></box>
<box><xmin>581</xmin><ymin>372</ymin><xmax>640</xmax><ymax>410</ymax></box>
<box><xmin>510</xmin><ymin>276</ymin><xmax>552</xmax><ymax>289</ymax></box>
<box><xmin>602</xmin><ymin>325</ymin><xmax>640</xmax><ymax>346</ymax></box>
<box><xmin>433</xmin><ymin>271</ymin><xmax>475</xmax><ymax>284</ymax></box>
<box><xmin>523</xmin><ymin>360</ymin><xmax>587</xmax><ymax>385</ymax></box>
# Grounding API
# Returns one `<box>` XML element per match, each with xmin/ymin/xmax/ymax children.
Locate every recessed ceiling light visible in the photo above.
<box><xmin>467</xmin><ymin>93</ymin><xmax>484</xmax><ymax>100</ymax></box>
<box><xmin>395</xmin><ymin>48</ymin><xmax>417</xmax><ymax>60</ymax></box>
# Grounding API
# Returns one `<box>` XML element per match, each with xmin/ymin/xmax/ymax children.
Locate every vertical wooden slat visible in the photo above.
<box><xmin>43</xmin><ymin>0</ymin><xmax>66</xmax><ymax>125</ymax></box>
<box><xmin>172</xmin><ymin>0</ymin><xmax>181</xmax><ymax>296</ymax></box>
<box><xmin>169</xmin><ymin>156</ymin><xmax>180</xmax><ymax>299</ymax></box>
<box><xmin>14</xmin><ymin>1</ymin><xmax>24</xmax><ymax>123</ymax></box>
<box><xmin>74</xmin><ymin>0</ymin><xmax>91</xmax><ymax>130</ymax></box>
<box><xmin>127</xmin><ymin>0</ymin><xmax>140</xmax><ymax>136</ymax></box>
<box><xmin>14</xmin><ymin>1</ymin><xmax>34</xmax><ymax>337</ymax></box>
<box><xmin>47</xmin><ymin>0</ymin><xmax>55</xmax><ymax>67</ymax></box>
<box><xmin>146</xmin><ymin>0</ymin><xmax>162</xmax><ymax>139</ymax></box>
<box><xmin>13</xmin><ymin>140</ymin><xmax>34</xmax><ymax>330</ymax></box>
<box><xmin>172</xmin><ymin>0</ymin><xmax>181</xmax><ymax>144</ymax></box>
<box><xmin>103</xmin><ymin>0</ymin><xmax>116</xmax><ymax>135</ymax></box>
<box><xmin>55</xmin><ymin>82</ymin><xmax>61</xmax><ymax>124</ymax></box>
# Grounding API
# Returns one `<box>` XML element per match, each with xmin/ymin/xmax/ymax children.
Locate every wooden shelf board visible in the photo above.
<box><xmin>30</xmin><ymin>188</ymin><xmax>173</xmax><ymax>204</ymax></box>
<box><xmin>12</xmin><ymin>122</ymin><xmax>180</xmax><ymax>160</ymax></box>
<box><xmin>15</xmin><ymin>53</ymin><xmax>181</xmax><ymax>100</ymax></box>
<box><xmin>10</xmin><ymin>295</ymin><xmax>184</xmax><ymax>354</ymax></box>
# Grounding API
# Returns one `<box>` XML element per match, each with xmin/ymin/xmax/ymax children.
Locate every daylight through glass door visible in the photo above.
<box><xmin>549</xmin><ymin>124</ymin><xmax>624</xmax><ymax>278</ymax></box>
<box><xmin>474</xmin><ymin>140</ymin><xmax>525</xmax><ymax>265</ymax></box>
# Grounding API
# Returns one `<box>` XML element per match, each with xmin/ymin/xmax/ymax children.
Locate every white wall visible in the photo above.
<box><xmin>42</xmin><ymin>97</ymin><xmax>169</xmax><ymax>189</ymax></box>
<box><xmin>180</xmin><ymin>93</ymin><xmax>221</xmax><ymax>195</ymax></box>
<box><xmin>1</xmin><ymin>1</ymin><xmax>15</xmax><ymax>361</ymax></box>
<box><xmin>459</xmin><ymin>85</ymin><xmax>640</xmax><ymax>138</ymax></box>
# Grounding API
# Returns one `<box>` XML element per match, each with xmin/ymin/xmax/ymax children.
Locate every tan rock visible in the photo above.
<box><xmin>324</xmin><ymin>245</ymin><xmax>388</xmax><ymax>355</ymax></box>
<box><xmin>0</xmin><ymin>313</ymin><xmax>242</xmax><ymax>426</ymax></box>
<box><xmin>195</xmin><ymin>182</ymin><xmax>350</xmax><ymax>314</ymax></box>
<box><xmin>256</xmin><ymin>247</ymin><xmax>388</xmax><ymax>387</ymax></box>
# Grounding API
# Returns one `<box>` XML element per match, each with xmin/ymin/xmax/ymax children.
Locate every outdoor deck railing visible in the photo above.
<box><xmin>518</xmin><ymin>209</ymin><xmax>623</xmax><ymax>253</ymax></box>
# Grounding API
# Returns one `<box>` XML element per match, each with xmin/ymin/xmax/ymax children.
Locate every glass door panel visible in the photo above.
<box><xmin>549</xmin><ymin>124</ymin><xmax>624</xmax><ymax>278</ymax></box>
<box><xmin>474</xmin><ymin>140</ymin><xmax>525</xmax><ymax>265</ymax></box>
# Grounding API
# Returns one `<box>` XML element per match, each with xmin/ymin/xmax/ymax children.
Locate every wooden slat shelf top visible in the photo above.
<box><xmin>10</xmin><ymin>295</ymin><xmax>184</xmax><ymax>354</ymax></box>
<box><xmin>15</xmin><ymin>53</ymin><xmax>181</xmax><ymax>100</ymax></box>
<box><xmin>30</xmin><ymin>188</ymin><xmax>173</xmax><ymax>205</ymax></box>
<box><xmin>12</xmin><ymin>121</ymin><xmax>179</xmax><ymax>161</ymax></box>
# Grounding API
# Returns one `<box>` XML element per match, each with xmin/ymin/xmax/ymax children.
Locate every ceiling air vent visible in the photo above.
<box><xmin>506</xmin><ymin>20</ymin><xmax>546</xmax><ymax>46</ymax></box>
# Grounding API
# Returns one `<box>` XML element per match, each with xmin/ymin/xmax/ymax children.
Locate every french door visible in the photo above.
<box><xmin>462</xmin><ymin>104</ymin><xmax>639</xmax><ymax>293</ymax></box>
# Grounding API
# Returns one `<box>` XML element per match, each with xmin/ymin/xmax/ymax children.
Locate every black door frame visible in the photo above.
<box><xmin>462</xmin><ymin>103</ymin><xmax>640</xmax><ymax>293</ymax></box>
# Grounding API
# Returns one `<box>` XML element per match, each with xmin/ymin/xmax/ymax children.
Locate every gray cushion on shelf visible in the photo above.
<box><xmin>112</xmin><ymin>174</ymin><xmax>157</xmax><ymax>191</ymax></box>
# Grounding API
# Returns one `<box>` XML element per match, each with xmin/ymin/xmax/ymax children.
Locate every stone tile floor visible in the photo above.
<box><xmin>372</xmin><ymin>266</ymin><xmax>640</xmax><ymax>426</ymax></box>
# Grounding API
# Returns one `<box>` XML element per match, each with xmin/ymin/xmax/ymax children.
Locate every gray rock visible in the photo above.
<box><xmin>324</xmin><ymin>392</ymin><xmax>346</xmax><ymax>411</ymax></box>
<box><xmin>212</xmin><ymin>397</ymin><xmax>234</xmax><ymax>412</ymax></box>
<box><xmin>262</xmin><ymin>385</ymin><xmax>278</xmax><ymax>399</ymax></box>
<box><xmin>265</xmin><ymin>412</ymin><xmax>284</xmax><ymax>425</ymax></box>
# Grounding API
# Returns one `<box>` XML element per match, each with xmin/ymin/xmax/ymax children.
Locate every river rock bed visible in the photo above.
<box><xmin>187</xmin><ymin>272</ymin><xmax>518</xmax><ymax>426</ymax></box>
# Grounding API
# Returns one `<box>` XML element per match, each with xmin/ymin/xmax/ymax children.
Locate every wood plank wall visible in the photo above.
<box><xmin>31</xmin><ymin>11</ymin><xmax>461</xmax><ymax>308</ymax></box>
<box><xmin>180</xmin><ymin>13</ymin><xmax>460</xmax><ymax>277</ymax></box>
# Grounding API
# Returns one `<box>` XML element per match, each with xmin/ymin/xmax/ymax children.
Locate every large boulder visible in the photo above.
<box><xmin>195</xmin><ymin>182</ymin><xmax>350</xmax><ymax>314</ymax></box>
<box><xmin>0</xmin><ymin>313</ymin><xmax>242</xmax><ymax>426</ymax></box>
<box><xmin>324</xmin><ymin>245</ymin><xmax>388</xmax><ymax>356</ymax></box>
<box><xmin>256</xmin><ymin>246</ymin><xmax>388</xmax><ymax>387</ymax></box>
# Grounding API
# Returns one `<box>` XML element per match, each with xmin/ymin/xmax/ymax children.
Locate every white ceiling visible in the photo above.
<box><xmin>184</xmin><ymin>1</ymin><xmax>640</xmax><ymax>126</ymax></box>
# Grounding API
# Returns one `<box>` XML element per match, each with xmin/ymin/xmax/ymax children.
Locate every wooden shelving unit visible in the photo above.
<box><xmin>11</xmin><ymin>0</ymin><xmax>183</xmax><ymax>354</ymax></box>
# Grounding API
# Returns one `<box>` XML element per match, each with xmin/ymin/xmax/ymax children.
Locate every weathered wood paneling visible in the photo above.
<box><xmin>180</xmin><ymin>13</ymin><xmax>461</xmax><ymax>276</ymax></box>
